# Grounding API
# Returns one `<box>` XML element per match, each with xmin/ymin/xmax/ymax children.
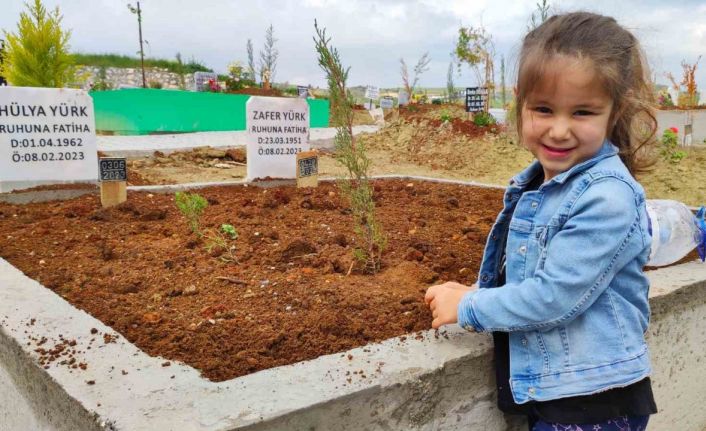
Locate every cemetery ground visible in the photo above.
<box><xmin>1</xmin><ymin>103</ymin><xmax>701</xmax><ymax>385</ymax></box>
<box><xmin>124</xmin><ymin>103</ymin><xmax>706</xmax><ymax>207</ymax></box>
<box><xmin>0</xmin><ymin>179</ymin><xmax>503</xmax><ymax>381</ymax></box>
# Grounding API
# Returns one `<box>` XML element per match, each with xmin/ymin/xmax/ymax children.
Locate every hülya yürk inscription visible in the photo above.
<box><xmin>0</xmin><ymin>87</ymin><xmax>98</xmax><ymax>185</ymax></box>
<box><xmin>246</xmin><ymin>96</ymin><xmax>310</xmax><ymax>180</ymax></box>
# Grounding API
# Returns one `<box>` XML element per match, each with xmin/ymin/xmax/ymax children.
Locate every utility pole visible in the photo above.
<box><xmin>128</xmin><ymin>2</ymin><xmax>146</xmax><ymax>88</ymax></box>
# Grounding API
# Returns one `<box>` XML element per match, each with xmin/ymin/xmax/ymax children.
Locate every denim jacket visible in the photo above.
<box><xmin>457</xmin><ymin>141</ymin><xmax>652</xmax><ymax>404</ymax></box>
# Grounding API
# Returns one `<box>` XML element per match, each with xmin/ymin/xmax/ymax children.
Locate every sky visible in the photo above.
<box><xmin>1</xmin><ymin>0</ymin><xmax>706</xmax><ymax>89</ymax></box>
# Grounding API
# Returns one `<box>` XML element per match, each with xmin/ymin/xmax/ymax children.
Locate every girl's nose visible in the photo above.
<box><xmin>549</xmin><ymin>119</ymin><xmax>571</xmax><ymax>140</ymax></box>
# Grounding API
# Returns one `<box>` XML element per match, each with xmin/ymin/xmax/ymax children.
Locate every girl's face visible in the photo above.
<box><xmin>521</xmin><ymin>56</ymin><xmax>613</xmax><ymax>181</ymax></box>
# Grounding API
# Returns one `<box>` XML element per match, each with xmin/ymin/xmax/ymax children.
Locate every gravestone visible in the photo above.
<box><xmin>465</xmin><ymin>87</ymin><xmax>488</xmax><ymax>113</ymax></box>
<box><xmin>246</xmin><ymin>97</ymin><xmax>310</xmax><ymax>181</ymax></box>
<box><xmin>297</xmin><ymin>86</ymin><xmax>309</xmax><ymax>98</ymax></box>
<box><xmin>380</xmin><ymin>97</ymin><xmax>394</xmax><ymax>109</ymax></box>
<box><xmin>365</xmin><ymin>85</ymin><xmax>379</xmax><ymax>100</ymax></box>
<box><xmin>398</xmin><ymin>91</ymin><xmax>409</xmax><ymax>106</ymax></box>
<box><xmin>193</xmin><ymin>72</ymin><xmax>219</xmax><ymax>92</ymax></box>
<box><xmin>0</xmin><ymin>87</ymin><xmax>98</xmax><ymax>193</ymax></box>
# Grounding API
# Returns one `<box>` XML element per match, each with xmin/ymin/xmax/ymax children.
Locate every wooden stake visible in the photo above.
<box><xmin>100</xmin><ymin>181</ymin><xmax>126</xmax><ymax>208</ymax></box>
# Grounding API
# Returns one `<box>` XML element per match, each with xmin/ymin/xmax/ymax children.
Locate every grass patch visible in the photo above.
<box><xmin>73</xmin><ymin>53</ymin><xmax>212</xmax><ymax>74</ymax></box>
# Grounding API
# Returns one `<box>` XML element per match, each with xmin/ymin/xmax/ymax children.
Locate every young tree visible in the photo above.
<box><xmin>446</xmin><ymin>61</ymin><xmax>455</xmax><ymax>102</ymax></box>
<box><xmin>454</xmin><ymin>25</ymin><xmax>494</xmax><ymax>110</ymax></box>
<box><xmin>246</xmin><ymin>38</ymin><xmax>256</xmax><ymax>82</ymax></box>
<box><xmin>528</xmin><ymin>0</ymin><xmax>551</xmax><ymax>31</ymax></box>
<box><xmin>400</xmin><ymin>52</ymin><xmax>431</xmax><ymax>101</ymax></box>
<box><xmin>259</xmin><ymin>24</ymin><xmax>278</xmax><ymax>87</ymax></box>
<box><xmin>681</xmin><ymin>56</ymin><xmax>701</xmax><ymax>108</ymax></box>
<box><xmin>313</xmin><ymin>20</ymin><xmax>386</xmax><ymax>274</ymax></box>
<box><xmin>0</xmin><ymin>0</ymin><xmax>75</xmax><ymax>87</ymax></box>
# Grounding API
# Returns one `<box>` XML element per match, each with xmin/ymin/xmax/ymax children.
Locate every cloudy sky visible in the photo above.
<box><xmin>2</xmin><ymin>0</ymin><xmax>706</xmax><ymax>89</ymax></box>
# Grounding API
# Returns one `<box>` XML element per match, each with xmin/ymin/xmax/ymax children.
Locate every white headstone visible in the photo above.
<box><xmin>193</xmin><ymin>71</ymin><xmax>219</xmax><ymax>91</ymax></box>
<box><xmin>369</xmin><ymin>107</ymin><xmax>385</xmax><ymax>125</ymax></box>
<box><xmin>0</xmin><ymin>87</ymin><xmax>98</xmax><ymax>192</ymax></box>
<box><xmin>398</xmin><ymin>91</ymin><xmax>409</xmax><ymax>106</ymax></box>
<box><xmin>246</xmin><ymin>97</ymin><xmax>310</xmax><ymax>181</ymax></box>
<box><xmin>364</xmin><ymin>85</ymin><xmax>379</xmax><ymax>100</ymax></box>
<box><xmin>380</xmin><ymin>97</ymin><xmax>394</xmax><ymax>109</ymax></box>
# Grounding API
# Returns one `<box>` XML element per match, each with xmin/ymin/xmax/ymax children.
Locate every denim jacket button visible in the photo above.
<box><xmin>519</xmin><ymin>245</ymin><xmax>527</xmax><ymax>254</ymax></box>
<box><xmin>481</xmin><ymin>274</ymin><xmax>489</xmax><ymax>282</ymax></box>
<box><xmin>529</xmin><ymin>387</ymin><xmax>535</xmax><ymax>395</ymax></box>
<box><xmin>531</xmin><ymin>201</ymin><xmax>538</xmax><ymax>208</ymax></box>
<box><xmin>521</xmin><ymin>337</ymin><xmax>527</xmax><ymax>346</ymax></box>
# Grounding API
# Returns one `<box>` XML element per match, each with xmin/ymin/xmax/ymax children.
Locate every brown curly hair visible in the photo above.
<box><xmin>515</xmin><ymin>12</ymin><xmax>657</xmax><ymax>175</ymax></box>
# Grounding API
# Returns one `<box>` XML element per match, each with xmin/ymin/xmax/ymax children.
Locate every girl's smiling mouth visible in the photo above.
<box><xmin>541</xmin><ymin>143</ymin><xmax>575</xmax><ymax>157</ymax></box>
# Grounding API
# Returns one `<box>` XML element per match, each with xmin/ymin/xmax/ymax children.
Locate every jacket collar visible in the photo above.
<box><xmin>509</xmin><ymin>140</ymin><xmax>619</xmax><ymax>188</ymax></box>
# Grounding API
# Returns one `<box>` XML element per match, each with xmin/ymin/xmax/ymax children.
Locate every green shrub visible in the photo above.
<box><xmin>660</xmin><ymin>128</ymin><xmax>687</xmax><ymax>163</ymax></box>
<box><xmin>148</xmin><ymin>80</ymin><xmax>163</xmax><ymax>89</ymax></box>
<box><xmin>174</xmin><ymin>192</ymin><xmax>208</xmax><ymax>237</ymax></box>
<box><xmin>439</xmin><ymin>110</ymin><xmax>452</xmax><ymax>122</ymax></box>
<box><xmin>472</xmin><ymin>111</ymin><xmax>496</xmax><ymax>127</ymax></box>
<box><xmin>0</xmin><ymin>0</ymin><xmax>75</xmax><ymax>87</ymax></box>
<box><xmin>204</xmin><ymin>224</ymin><xmax>238</xmax><ymax>263</ymax></box>
<box><xmin>431</xmin><ymin>99</ymin><xmax>442</xmax><ymax>105</ymax></box>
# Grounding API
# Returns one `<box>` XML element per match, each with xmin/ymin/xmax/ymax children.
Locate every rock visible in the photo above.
<box><xmin>333</xmin><ymin>233</ymin><xmax>348</xmax><ymax>247</ymax></box>
<box><xmin>183</xmin><ymin>285</ymin><xmax>199</xmax><ymax>296</ymax></box>
<box><xmin>141</xmin><ymin>209</ymin><xmax>167</xmax><ymax>221</ymax></box>
<box><xmin>225</xmin><ymin>148</ymin><xmax>247</xmax><ymax>163</ymax></box>
<box><xmin>400</xmin><ymin>295</ymin><xmax>417</xmax><ymax>305</ymax></box>
<box><xmin>280</xmin><ymin>238</ymin><xmax>318</xmax><ymax>261</ymax></box>
<box><xmin>405</xmin><ymin>248</ymin><xmax>424</xmax><ymax>262</ymax></box>
<box><xmin>142</xmin><ymin>312</ymin><xmax>161</xmax><ymax>324</ymax></box>
<box><xmin>446</xmin><ymin>197</ymin><xmax>459</xmax><ymax>208</ymax></box>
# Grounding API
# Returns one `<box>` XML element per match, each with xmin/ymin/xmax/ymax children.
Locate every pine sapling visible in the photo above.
<box><xmin>313</xmin><ymin>20</ymin><xmax>386</xmax><ymax>274</ymax></box>
<box><xmin>174</xmin><ymin>191</ymin><xmax>208</xmax><ymax>237</ymax></box>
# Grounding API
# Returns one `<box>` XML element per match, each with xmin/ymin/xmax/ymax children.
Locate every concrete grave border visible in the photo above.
<box><xmin>1</xmin><ymin>178</ymin><xmax>705</xmax><ymax>431</ymax></box>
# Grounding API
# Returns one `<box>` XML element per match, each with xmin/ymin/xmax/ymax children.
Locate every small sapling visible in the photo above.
<box><xmin>174</xmin><ymin>191</ymin><xmax>208</xmax><ymax>237</ymax></box>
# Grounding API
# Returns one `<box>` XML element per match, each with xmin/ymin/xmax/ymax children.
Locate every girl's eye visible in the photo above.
<box><xmin>533</xmin><ymin>106</ymin><xmax>552</xmax><ymax>114</ymax></box>
<box><xmin>574</xmin><ymin>110</ymin><xmax>594</xmax><ymax>116</ymax></box>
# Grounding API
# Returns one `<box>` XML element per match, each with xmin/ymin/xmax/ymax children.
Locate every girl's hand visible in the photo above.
<box><xmin>424</xmin><ymin>282</ymin><xmax>478</xmax><ymax>329</ymax></box>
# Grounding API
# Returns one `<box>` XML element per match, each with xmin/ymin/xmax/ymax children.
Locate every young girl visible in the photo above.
<box><xmin>425</xmin><ymin>12</ymin><xmax>658</xmax><ymax>431</ymax></box>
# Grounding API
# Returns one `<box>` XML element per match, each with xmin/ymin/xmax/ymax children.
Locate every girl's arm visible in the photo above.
<box><xmin>458</xmin><ymin>179</ymin><xmax>649</xmax><ymax>333</ymax></box>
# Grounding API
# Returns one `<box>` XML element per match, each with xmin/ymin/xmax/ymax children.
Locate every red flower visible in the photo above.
<box><xmin>669</xmin><ymin>127</ymin><xmax>678</xmax><ymax>133</ymax></box>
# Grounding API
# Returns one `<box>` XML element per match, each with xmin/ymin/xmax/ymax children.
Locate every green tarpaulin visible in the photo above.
<box><xmin>90</xmin><ymin>89</ymin><xmax>330</xmax><ymax>135</ymax></box>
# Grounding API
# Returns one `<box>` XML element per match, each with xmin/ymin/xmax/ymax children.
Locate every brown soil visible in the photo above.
<box><xmin>0</xmin><ymin>180</ymin><xmax>503</xmax><ymax>382</ymax></box>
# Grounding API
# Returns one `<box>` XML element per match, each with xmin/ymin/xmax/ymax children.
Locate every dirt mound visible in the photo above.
<box><xmin>0</xmin><ymin>180</ymin><xmax>503</xmax><ymax>381</ymax></box>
